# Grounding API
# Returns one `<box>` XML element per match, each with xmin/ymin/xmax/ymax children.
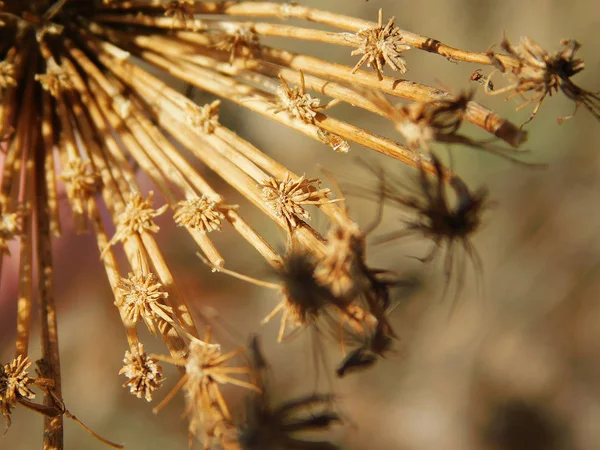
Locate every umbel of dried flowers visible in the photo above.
<box><xmin>0</xmin><ymin>1</ymin><xmax>597</xmax><ymax>449</ymax></box>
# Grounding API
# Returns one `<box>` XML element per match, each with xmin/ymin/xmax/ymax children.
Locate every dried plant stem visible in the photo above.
<box><xmin>108</xmin><ymin>58</ymin><xmax>327</xmax><ymax>256</ymax></box>
<box><xmin>85</xmin><ymin>37</ymin><xmax>328</xmax><ymax>256</ymax></box>
<box><xmin>15</xmin><ymin>141</ymin><xmax>34</xmax><ymax>358</ymax></box>
<box><xmin>35</xmin><ymin>124</ymin><xmax>64</xmax><ymax>450</ymax></box>
<box><xmin>100</xmin><ymin>1</ymin><xmax>515</xmax><ymax>66</ymax></box>
<box><xmin>62</xmin><ymin>52</ymin><xmax>200</xmax><ymax>351</ymax></box>
<box><xmin>41</xmin><ymin>91</ymin><xmax>61</xmax><ymax>237</ymax></box>
<box><xmin>257</xmin><ymin>46</ymin><xmax>526</xmax><ymax>146</ymax></box>
<box><xmin>92</xmin><ymin>28</ymin><xmax>446</xmax><ymax>176</ymax></box>
<box><xmin>87</xmin><ymin>197</ymin><xmax>140</xmax><ymax>349</ymax></box>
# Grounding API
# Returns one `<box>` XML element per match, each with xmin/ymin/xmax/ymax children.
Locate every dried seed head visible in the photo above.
<box><xmin>163</xmin><ymin>1</ymin><xmax>196</xmax><ymax>30</ymax></box>
<box><xmin>116</xmin><ymin>271</ymin><xmax>173</xmax><ymax>333</ymax></box>
<box><xmin>0</xmin><ymin>209</ymin><xmax>22</xmax><ymax>256</ymax></box>
<box><xmin>263</xmin><ymin>252</ymin><xmax>341</xmax><ymax>342</ymax></box>
<box><xmin>315</xmin><ymin>224</ymin><xmax>362</xmax><ymax>296</ymax></box>
<box><xmin>214</xmin><ymin>25</ymin><xmax>261</xmax><ymax>63</ymax></box>
<box><xmin>349</xmin><ymin>9</ymin><xmax>411</xmax><ymax>80</ymax></box>
<box><xmin>119</xmin><ymin>343</ymin><xmax>165</xmax><ymax>402</ymax></box>
<box><xmin>35</xmin><ymin>59</ymin><xmax>70</xmax><ymax>97</ymax></box>
<box><xmin>174</xmin><ymin>196</ymin><xmax>236</xmax><ymax>234</ymax></box>
<box><xmin>106</xmin><ymin>191</ymin><xmax>168</xmax><ymax>250</ymax></box>
<box><xmin>392</xmin><ymin>92</ymin><xmax>472</xmax><ymax>150</ymax></box>
<box><xmin>59</xmin><ymin>158</ymin><xmax>101</xmax><ymax>214</ymax></box>
<box><xmin>273</xmin><ymin>72</ymin><xmax>321</xmax><ymax>124</ymax></box>
<box><xmin>489</xmin><ymin>37</ymin><xmax>600</xmax><ymax>124</ymax></box>
<box><xmin>157</xmin><ymin>331</ymin><xmax>255</xmax><ymax>446</ymax></box>
<box><xmin>185</xmin><ymin>100</ymin><xmax>221</xmax><ymax>134</ymax></box>
<box><xmin>0</xmin><ymin>61</ymin><xmax>16</xmax><ymax>89</ymax></box>
<box><xmin>1</xmin><ymin>355</ymin><xmax>36</xmax><ymax>426</ymax></box>
<box><xmin>260</xmin><ymin>173</ymin><xmax>335</xmax><ymax>231</ymax></box>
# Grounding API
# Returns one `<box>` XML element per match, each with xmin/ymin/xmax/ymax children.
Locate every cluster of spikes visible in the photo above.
<box><xmin>0</xmin><ymin>0</ymin><xmax>597</xmax><ymax>449</ymax></box>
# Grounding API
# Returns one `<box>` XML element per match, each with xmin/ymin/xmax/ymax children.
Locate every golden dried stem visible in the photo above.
<box><xmin>35</xmin><ymin>117</ymin><xmax>64</xmax><ymax>450</ymax></box>
<box><xmin>15</xmin><ymin>134</ymin><xmax>34</xmax><ymax>358</ymax></box>
<box><xmin>100</xmin><ymin>1</ymin><xmax>516</xmax><ymax>67</ymax></box>
<box><xmin>41</xmin><ymin>91</ymin><xmax>61</xmax><ymax>237</ymax></box>
<box><xmin>95</xmin><ymin>29</ymin><xmax>444</xmax><ymax>174</ymax></box>
<box><xmin>87</xmin><ymin>197</ymin><xmax>140</xmax><ymax>349</ymax></box>
<box><xmin>257</xmin><ymin>46</ymin><xmax>526</xmax><ymax>147</ymax></box>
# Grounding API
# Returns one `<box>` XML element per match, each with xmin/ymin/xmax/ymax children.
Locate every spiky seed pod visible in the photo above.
<box><xmin>119</xmin><ymin>343</ymin><xmax>165</xmax><ymax>402</ymax></box>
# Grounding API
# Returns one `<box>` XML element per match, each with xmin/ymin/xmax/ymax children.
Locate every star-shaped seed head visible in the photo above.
<box><xmin>185</xmin><ymin>100</ymin><xmax>221</xmax><ymax>134</ymax></box>
<box><xmin>174</xmin><ymin>196</ymin><xmax>236</xmax><ymax>234</ymax></box>
<box><xmin>119</xmin><ymin>343</ymin><xmax>165</xmax><ymax>402</ymax></box>
<box><xmin>260</xmin><ymin>174</ymin><xmax>335</xmax><ymax>231</ymax></box>
<box><xmin>1</xmin><ymin>355</ymin><xmax>36</xmax><ymax>426</ymax></box>
<box><xmin>349</xmin><ymin>9</ymin><xmax>411</xmax><ymax>80</ymax></box>
<box><xmin>106</xmin><ymin>191</ymin><xmax>168</xmax><ymax>251</ymax></box>
<box><xmin>117</xmin><ymin>271</ymin><xmax>173</xmax><ymax>334</ymax></box>
<box><xmin>35</xmin><ymin>59</ymin><xmax>71</xmax><ymax>97</ymax></box>
<box><xmin>59</xmin><ymin>158</ymin><xmax>101</xmax><ymax>214</ymax></box>
<box><xmin>0</xmin><ymin>61</ymin><xmax>16</xmax><ymax>89</ymax></box>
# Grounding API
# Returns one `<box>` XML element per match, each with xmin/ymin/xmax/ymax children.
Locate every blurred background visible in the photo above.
<box><xmin>1</xmin><ymin>0</ymin><xmax>599</xmax><ymax>448</ymax></box>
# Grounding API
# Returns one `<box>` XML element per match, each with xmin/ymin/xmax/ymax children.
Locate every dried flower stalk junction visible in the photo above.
<box><xmin>0</xmin><ymin>1</ymin><xmax>597</xmax><ymax>449</ymax></box>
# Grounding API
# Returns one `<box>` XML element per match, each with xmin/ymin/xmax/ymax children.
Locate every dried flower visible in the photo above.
<box><xmin>106</xmin><ymin>192</ymin><xmax>168</xmax><ymax>251</ymax></box>
<box><xmin>174</xmin><ymin>196</ymin><xmax>236</xmax><ymax>234</ymax></box>
<box><xmin>185</xmin><ymin>100</ymin><xmax>221</xmax><ymax>134</ymax></box>
<box><xmin>375</xmin><ymin>154</ymin><xmax>489</xmax><ymax>309</ymax></box>
<box><xmin>272</xmin><ymin>71</ymin><xmax>322</xmax><ymax>124</ymax></box>
<box><xmin>487</xmin><ymin>37</ymin><xmax>600</xmax><ymax>125</ymax></box>
<box><xmin>214</xmin><ymin>25</ymin><xmax>261</xmax><ymax>63</ymax></box>
<box><xmin>35</xmin><ymin>59</ymin><xmax>70</xmax><ymax>97</ymax></box>
<box><xmin>59</xmin><ymin>158</ymin><xmax>101</xmax><ymax>215</ymax></box>
<box><xmin>0</xmin><ymin>209</ymin><xmax>22</xmax><ymax>256</ymax></box>
<box><xmin>0</xmin><ymin>60</ymin><xmax>16</xmax><ymax>89</ymax></box>
<box><xmin>119</xmin><ymin>343</ymin><xmax>164</xmax><ymax>402</ymax></box>
<box><xmin>1</xmin><ymin>355</ymin><xmax>36</xmax><ymax>426</ymax></box>
<box><xmin>163</xmin><ymin>0</ymin><xmax>196</xmax><ymax>31</ymax></box>
<box><xmin>153</xmin><ymin>330</ymin><xmax>257</xmax><ymax>446</ymax></box>
<box><xmin>348</xmin><ymin>9</ymin><xmax>411</xmax><ymax>80</ymax></box>
<box><xmin>260</xmin><ymin>174</ymin><xmax>335</xmax><ymax>232</ymax></box>
<box><xmin>116</xmin><ymin>271</ymin><xmax>173</xmax><ymax>333</ymax></box>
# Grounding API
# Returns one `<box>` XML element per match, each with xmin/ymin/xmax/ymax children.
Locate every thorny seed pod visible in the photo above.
<box><xmin>236</xmin><ymin>336</ymin><xmax>341</xmax><ymax>450</ymax></box>
<box><xmin>485</xmin><ymin>36</ymin><xmax>600</xmax><ymax>125</ymax></box>
<box><xmin>347</xmin><ymin>9</ymin><xmax>411</xmax><ymax>80</ymax></box>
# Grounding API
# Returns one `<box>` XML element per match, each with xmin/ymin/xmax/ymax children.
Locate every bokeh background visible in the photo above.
<box><xmin>1</xmin><ymin>0</ymin><xmax>600</xmax><ymax>448</ymax></box>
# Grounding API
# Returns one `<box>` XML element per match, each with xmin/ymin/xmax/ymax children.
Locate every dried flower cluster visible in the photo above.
<box><xmin>0</xmin><ymin>1</ymin><xmax>596</xmax><ymax>449</ymax></box>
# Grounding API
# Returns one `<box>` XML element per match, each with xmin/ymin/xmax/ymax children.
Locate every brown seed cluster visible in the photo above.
<box><xmin>348</xmin><ymin>9</ymin><xmax>411</xmax><ymax>80</ymax></box>
<box><xmin>486</xmin><ymin>37</ymin><xmax>600</xmax><ymax>124</ymax></box>
<box><xmin>184</xmin><ymin>99</ymin><xmax>221</xmax><ymax>134</ymax></box>
<box><xmin>116</xmin><ymin>271</ymin><xmax>173</xmax><ymax>333</ymax></box>
<box><xmin>163</xmin><ymin>0</ymin><xmax>196</xmax><ymax>31</ymax></box>
<box><xmin>119</xmin><ymin>344</ymin><xmax>164</xmax><ymax>402</ymax></box>
<box><xmin>0</xmin><ymin>356</ymin><xmax>36</xmax><ymax>426</ymax></box>
<box><xmin>260</xmin><ymin>173</ymin><xmax>335</xmax><ymax>231</ymax></box>
<box><xmin>214</xmin><ymin>25</ymin><xmax>261</xmax><ymax>63</ymax></box>
<box><xmin>0</xmin><ymin>209</ymin><xmax>22</xmax><ymax>256</ymax></box>
<box><xmin>59</xmin><ymin>158</ymin><xmax>101</xmax><ymax>214</ymax></box>
<box><xmin>174</xmin><ymin>196</ymin><xmax>236</xmax><ymax>234</ymax></box>
<box><xmin>35</xmin><ymin>59</ymin><xmax>70</xmax><ymax>97</ymax></box>
<box><xmin>273</xmin><ymin>72</ymin><xmax>322</xmax><ymax>124</ymax></box>
<box><xmin>106</xmin><ymin>192</ymin><xmax>168</xmax><ymax>250</ymax></box>
<box><xmin>0</xmin><ymin>60</ymin><xmax>15</xmax><ymax>89</ymax></box>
